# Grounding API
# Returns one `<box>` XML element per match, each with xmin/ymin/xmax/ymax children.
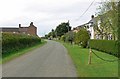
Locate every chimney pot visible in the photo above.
<box><xmin>19</xmin><ymin>24</ymin><xmax>21</xmax><ymax>28</ymax></box>
<box><xmin>91</xmin><ymin>15</ymin><xmax>94</xmax><ymax>19</ymax></box>
<box><xmin>30</xmin><ymin>22</ymin><xmax>33</xmax><ymax>26</ymax></box>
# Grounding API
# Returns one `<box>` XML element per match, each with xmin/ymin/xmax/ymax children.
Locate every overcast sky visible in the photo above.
<box><xmin>0</xmin><ymin>0</ymin><xmax>100</xmax><ymax>37</ymax></box>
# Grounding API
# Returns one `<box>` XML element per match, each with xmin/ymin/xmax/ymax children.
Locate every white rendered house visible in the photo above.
<box><xmin>74</xmin><ymin>15</ymin><xmax>113</xmax><ymax>40</ymax></box>
<box><xmin>87</xmin><ymin>15</ymin><xmax>96</xmax><ymax>39</ymax></box>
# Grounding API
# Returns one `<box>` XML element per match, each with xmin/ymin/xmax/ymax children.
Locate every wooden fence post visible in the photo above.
<box><xmin>88</xmin><ymin>48</ymin><xmax>92</xmax><ymax>64</ymax></box>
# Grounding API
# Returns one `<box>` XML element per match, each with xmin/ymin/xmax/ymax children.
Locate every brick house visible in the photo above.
<box><xmin>1</xmin><ymin>22</ymin><xmax>37</xmax><ymax>36</ymax></box>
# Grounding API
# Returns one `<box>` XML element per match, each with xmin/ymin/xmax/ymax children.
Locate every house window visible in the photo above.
<box><xmin>108</xmin><ymin>34</ymin><xmax>112</xmax><ymax>40</ymax></box>
<box><xmin>87</xmin><ymin>31</ymin><xmax>91</xmax><ymax>36</ymax></box>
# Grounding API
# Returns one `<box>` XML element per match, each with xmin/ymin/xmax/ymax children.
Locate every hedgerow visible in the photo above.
<box><xmin>89</xmin><ymin>39</ymin><xmax>119</xmax><ymax>57</ymax></box>
<box><xmin>2</xmin><ymin>33</ymin><xmax>41</xmax><ymax>58</ymax></box>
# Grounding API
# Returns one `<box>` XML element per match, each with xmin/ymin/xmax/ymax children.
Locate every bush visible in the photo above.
<box><xmin>75</xmin><ymin>28</ymin><xmax>90</xmax><ymax>48</ymax></box>
<box><xmin>60</xmin><ymin>35</ymin><xmax>66</xmax><ymax>42</ymax></box>
<box><xmin>65</xmin><ymin>31</ymin><xmax>75</xmax><ymax>43</ymax></box>
<box><xmin>89</xmin><ymin>39</ymin><xmax>119</xmax><ymax>57</ymax></box>
<box><xmin>2</xmin><ymin>33</ymin><xmax>41</xmax><ymax>58</ymax></box>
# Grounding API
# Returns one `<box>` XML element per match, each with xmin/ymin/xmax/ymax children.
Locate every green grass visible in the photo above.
<box><xmin>1</xmin><ymin>39</ymin><xmax>47</xmax><ymax>64</ymax></box>
<box><xmin>59</xmin><ymin>41</ymin><xmax>118</xmax><ymax>77</ymax></box>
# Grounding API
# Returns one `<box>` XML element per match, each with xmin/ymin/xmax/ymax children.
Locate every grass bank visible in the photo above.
<box><xmin>1</xmin><ymin>39</ymin><xmax>47</xmax><ymax>64</ymax></box>
<box><xmin>59</xmin><ymin>41</ymin><xmax>118</xmax><ymax>77</ymax></box>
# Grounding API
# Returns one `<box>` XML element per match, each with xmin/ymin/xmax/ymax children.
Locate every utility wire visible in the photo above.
<box><xmin>75</xmin><ymin>0</ymin><xmax>96</xmax><ymax>21</ymax></box>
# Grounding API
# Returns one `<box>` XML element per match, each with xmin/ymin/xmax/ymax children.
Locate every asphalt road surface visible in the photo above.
<box><xmin>2</xmin><ymin>40</ymin><xmax>77</xmax><ymax>77</ymax></box>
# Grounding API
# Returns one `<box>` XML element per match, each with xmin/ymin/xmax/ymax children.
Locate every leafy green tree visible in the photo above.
<box><xmin>45</xmin><ymin>34</ymin><xmax>48</xmax><ymax>39</ymax></box>
<box><xmin>97</xmin><ymin>0</ymin><xmax>118</xmax><ymax>40</ymax></box>
<box><xmin>47</xmin><ymin>29</ymin><xmax>56</xmax><ymax>38</ymax></box>
<box><xmin>118</xmin><ymin>1</ymin><xmax>120</xmax><ymax>40</ymax></box>
<box><xmin>51</xmin><ymin>29</ymin><xmax>56</xmax><ymax>38</ymax></box>
<box><xmin>75</xmin><ymin>28</ymin><xmax>90</xmax><ymax>48</ymax></box>
<box><xmin>118</xmin><ymin>1</ymin><xmax>120</xmax><ymax>58</ymax></box>
<box><xmin>47</xmin><ymin>32</ymin><xmax>52</xmax><ymax>38</ymax></box>
<box><xmin>55</xmin><ymin>22</ymin><xmax>71</xmax><ymax>37</ymax></box>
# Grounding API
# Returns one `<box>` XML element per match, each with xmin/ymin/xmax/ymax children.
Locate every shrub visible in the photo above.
<box><xmin>60</xmin><ymin>35</ymin><xmax>66</xmax><ymax>42</ymax></box>
<box><xmin>75</xmin><ymin>28</ymin><xmax>90</xmax><ymax>48</ymax></box>
<box><xmin>2</xmin><ymin>33</ymin><xmax>41</xmax><ymax>58</ymax></box>
<box><xmin>64</xmin><ymin>31</ymin><xmax>75</xmax><ymax>43</ymax></box>
<box><xmin>89</xmin><ymin>39</ymin><xmax>119</xmax><ymax>57</ymax></box>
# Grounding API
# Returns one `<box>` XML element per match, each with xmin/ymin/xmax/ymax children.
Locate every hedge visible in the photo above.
<box><xmin>89</xmin><ymin>39</ymin><xmax>119</xmax><ymax>57</ymax></box>
<box><xmin>2</xmin><ymin>33</ymin><xmax>41</xmax><ymax>58</ymax></box>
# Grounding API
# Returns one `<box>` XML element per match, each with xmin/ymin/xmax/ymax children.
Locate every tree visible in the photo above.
<box><xmin>118</xmin><ymin>1</ymin><xmax>120</xmax><ymax>58</ymax></box>
<box><xmin>47</xmin><ymin>29</ymin><xmax>56</xmax><ymax>39</ymax></box>
<box><xmin>75</xmin><ymin>28</ymin><xmax>90</xmax><ymax>48</ymax></box>
<box><xmin>55</xmin><ymin>22</ymin><xmax>71</xmax><ymax>37</ymax></box>
<box><xmin>96</xmin><ymin>14</ymin><xmax>112</xmax><ymax>39</ymax></box>
<box><xmin>45</xmin><ymin>34</ymin><xmax>48</xmax><ymax>39</ymax></box>
<box><xmin>51</xmin><ymin>29</ymin><xmax>56</xmax><ymax>38</ymax></box>
<box><xmin>96</xmin><ymin>0</ymin><xmax>118</xmax><ymax>40</ymax></box>
<box><xmin>118</xmin><ymin>1</ymin><xmax>120</xmax><ymax>40</ymax></box>
<box><xmin>65</xmin><ymin>31</ymin><xmax>75</xmax><ymax>44</ymax></box>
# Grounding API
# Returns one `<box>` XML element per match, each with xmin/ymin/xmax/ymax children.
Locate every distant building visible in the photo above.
<box><xmin>1</xmin><ymin>22</ymin><xmax>37</xmax><ymax>36</ymax></box>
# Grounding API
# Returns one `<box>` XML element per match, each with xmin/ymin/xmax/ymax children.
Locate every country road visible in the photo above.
<box><xmin>2</xmin><ymin>40</ymin><xmax>77</xmax><ymax>77</ymax></box>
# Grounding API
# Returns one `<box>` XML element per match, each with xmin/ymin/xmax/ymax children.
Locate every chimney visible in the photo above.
<box><xmin>91</xmin><ymin>15</ymin><xmax>94</xmax><ymax>19</ymax></box>
<box><xmin>19</xmin><ymin>24</ymin><xmax>21</xmax><ymax>28</ymax></box>
<box><xmin>30</xmin><ymin>22</ymin><xmax>33</xmax><ymax>26</ymax></box>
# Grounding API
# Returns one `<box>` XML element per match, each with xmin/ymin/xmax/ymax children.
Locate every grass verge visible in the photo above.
<box><xmin>1</xmin><ymin>39</ymin><xmax>47</xmax><ymax>64</ymax></box>
<box><xmin>59</xmin><ymin>41</ymin><xmax>118</xmax><ymax>77</ymax></box>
